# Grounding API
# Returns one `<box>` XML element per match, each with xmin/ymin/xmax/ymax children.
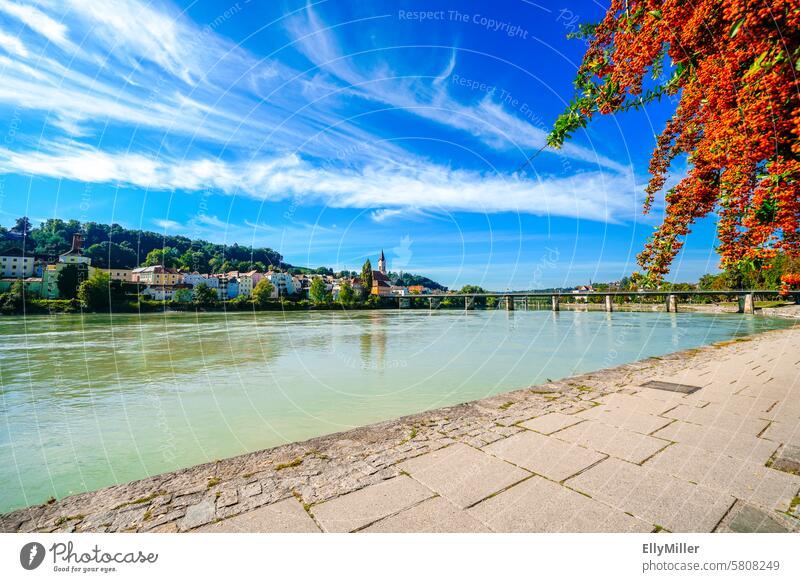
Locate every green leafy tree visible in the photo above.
<box><xmin>178</xmin><ymin>249</ymin><xmax>207</xmax><ymax>272</ymax></box>
<box><xmin>84</xmin><ymin>242</ymin><xmax>138</xmax><ymax>269</ymax></box>
<box><xmin>309</xmin><ymin>277</ymin><xmax>330</xmax><ymax>305</ymax></box>
<box><xmin>173</xmin><ymin>288</ymin><xmax>193</xmax><ymax>302</ymax></box>
<box><xmin>360</xmin><ymin>259</ymin><xmax>373</xmax><ymax>298</ymax></box>
<box><xmin>458</xmin><ymin>285</ymin><xmax>486</xmax><ymax>294</ymax></box>
<box><xmin>143</xmin><ymin>247</ymin><xmax>180</xmax><ymax>268</ymax></box>
<box><xmin>192</xmin><ymin>282</ymin><xmax>217</xmax><ymax>307</ymax></box>
<box><xmin>57</xmin><ymin>264</ymin><xmax>88</xmax><ymax>299</ymax></box>
<box><xmin>77</xmin><ymin>271</ymin><xmax>111</xmax><ymax>310</ymax></box>
<box><xmin>252</xmin><ymin>278</ymin><xmax>275</xmax><ymax>307</ymax></box>
<box><xmin>338</xmin><ymin>280</ymin><xmax>355</xmax><ymax>305</ymax></box>
<box><xmin>1</xmin><ymin>279</ymin><xmax>26</xmax><ymax>311</ymax></box>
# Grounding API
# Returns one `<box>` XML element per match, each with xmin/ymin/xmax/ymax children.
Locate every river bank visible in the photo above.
<box><xmin>3</xmin><ymin>295</ymin><xmax>797</xmax><ymax>317</ymax></box>
<box><xmin>2</xmin><ymin>320</ymin><xmax>798</xmax><ymax>533</ymax></box>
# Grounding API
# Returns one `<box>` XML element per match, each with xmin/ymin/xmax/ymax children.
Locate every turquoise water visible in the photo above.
<box><xmin>0</xmin><ymin>309</ymin><xmax>792</xmax><ymax>512</ymax></box>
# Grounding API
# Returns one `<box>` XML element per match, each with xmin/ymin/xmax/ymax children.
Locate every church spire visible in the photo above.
<box><xmin>378</xmin><ymin>249</ymin><xmax>386</xmax><ymax>274</ymax></box>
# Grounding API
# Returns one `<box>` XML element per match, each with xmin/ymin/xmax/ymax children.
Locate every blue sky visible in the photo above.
<box><xmin>0</xmin><ymin>0</ymin><xmax>722</xmax><ymax>289</ymax></box>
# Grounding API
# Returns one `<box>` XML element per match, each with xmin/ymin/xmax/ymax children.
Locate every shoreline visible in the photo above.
<box><xmin>2</xmin><ymin>320</ymin><xmax>799</xmax><ymax>533</ymax></box>
<box><xmin>3</xmin><ymin>301</ymin><xmax>800</xmax><ymax>319</ymax></box>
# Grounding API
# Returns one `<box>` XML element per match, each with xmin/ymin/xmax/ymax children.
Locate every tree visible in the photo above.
<box><xmin>178</xmin><ymin>249</ymin><xmax>207</xmax><ymax>272</ymax></box>
<box><xmin>143</xmin><ymin>247</ymin><xmax>179</xmax><ymax>268</ymax></box>
<box><xmin>11</xmin><ymin>217</ymin><xmax>32</xmax><ymax>238</ymax></box>
<box><xmin>1</xmin><ymin>279</ymin><xmax>26</xmax><ymax>311</ymax></box>
<box><xmin>338</xmin><ymin>280</ymin><xmax>355</xmax><ymax>305</ymax></box>
<box><xmin>192</xmin><ymin>282</ymin><xmax>218</xmax><ymax>307</ymax></box>
<box><xmin>252</xmin><ymin>278</ymin><xmax>275</xmax><ymax>307</ymax></box>
<box><xmin>360</xmin><ymin>259</ymin><xmax>373</xmax><ymax>298</ymax></box>
<box><xmin>173</xmin><ymin>288</ymin><xmax>193</xmax><ymax>302</ymax></box>
<box><xmin>549</xmin><ymin>1</ymin><xmax>800</xmax><ymax>285</ymax></box>
<box><xmin>77</xmin><ymin>271</ymin><xmax>111</xmax><ymax>310</ymax></box>
<box><xmin>309</xmin><ymin>277</ymin><xmax>330</xmax><ymax>305</ymax></box>
<box><xmin>84</xmin><ymin>242</ymin><xmax>137</xmax><ymax>269</ymax></box>
<box><xmin>459</xmin><ymin>285</ymin><xmax>486</xmax><ymax>294</ymax></box>
<box><xmin>57</xmin><ymin>264</ymin><xmax>88</xmax><ymax>299</ymax></box>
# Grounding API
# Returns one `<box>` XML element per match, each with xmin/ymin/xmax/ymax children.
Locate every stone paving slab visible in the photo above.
<box><xmin>483</xmin><ymin>430</ymin><xmax>606</xmax><ymax>482</ymax></box>
<box><xmin>576</xmin><ymin>406</ymin><xmax>673</xmax><ymax>435</ymax></box>
<box><xmin>630</xmin><ymin>386</ymin><xmax>696</xmax><ymax>404</ymax></box>
<box><xmin>653</xmin><ymin>421</ymin><xmax>778</xmax><ymax>464</ymax></box>
<box><xmin>763</xmin><ymin>400</ymin><xmax>800</xmax><ymax>424</ymax></box>
<box><xmin>740</xmin><ymin>384</ymin><xmax>800</xmax><ymax>401</ymax></box>
<box><xmin>663</xmin><ymin>404</ymin><xmax>770</xmax><ymax>435</ymax></box>
<box><xmin>596</xmin><ymin>393</ymin><xmax>684</xmax><ymax>415</ymax></box>
<box><xmin>565</xmin><ymin>457</ymin><xmax>735</xmax><ymax>532</ymax></box>
<box><xmin>644</xmin><ymin>443</ymin><xmax>800</xmax><ymax>511</ymax></box>
<box><xmin>770</xmin><ymin>444</ymin><xmax>800</xmax><ymax>474</ymax></box>
<box><xmin>312</xmin><ymin>476</ymin><xmax>434</xmax><ymax>532</ymax></box>
<box><xmin>554</xmin><ymin>419</ymin><xmax>670</xmax><ymax>464</ymax></box>
<box><xmin>468</xmin><ymin>474</ymin><xmax>653</xmax><ymax>533</ymax></box>
<box><xmin>519</xmin><ymin>412</ymin><xmax>584</xmax><ymax>435</ymax></box>
<box><xmin>398</xmin><ymin>443</ymin><xmax>530</xmax><ymax>508</ymax></box>
<box><xmin>196</xmin><ymin>497</ymin><xmax>320</xmax><ymax>533</ymax></box>
<box><xmin>761</xmin><ymin>421</ymin><xmax>800</xmax><ymax>447</ymax></box>
<box><xmin>361</xmin><ymin>496</ymin><xmax>490</xmax><ymax>533</ymax></box>
<box><xmin>716</xmin><ymin>501</ymin><xmax>796</xmax><ymax>533</ymax></box>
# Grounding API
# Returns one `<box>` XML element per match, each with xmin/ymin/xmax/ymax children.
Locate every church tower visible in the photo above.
<box><xmin>378</xmin><ymin>249</ymin><xmax>386</xmax><ymax>274</ymax></box>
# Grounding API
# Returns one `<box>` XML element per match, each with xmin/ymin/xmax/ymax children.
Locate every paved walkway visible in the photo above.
<box><xmin>3</xmin><ymin>326</ymin><xmax>800</xmax><ymax>533</ymax></box>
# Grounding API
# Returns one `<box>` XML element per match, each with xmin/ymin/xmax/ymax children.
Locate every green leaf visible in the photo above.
<box><xmin>730</xmin><ymin>17</ymin><xmax>744</xmax><ymax>37</ymax></box>
<box><xmin>648</xmin><ymin>9</ymin><xmax>662</xmax><ymax>19</ymax></box>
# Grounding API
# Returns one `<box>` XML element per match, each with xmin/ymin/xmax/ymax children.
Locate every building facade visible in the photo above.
<box><xmin>131</xmin><ymin>265</ymin><xmax>182</xmax><ymax>286</ymax></box>
<box><xmin>100</xmin><ymin>268</ymin><xmax>133</xmax><ymax>282</ymax></box>
<box><xmin>0</xmin><ymin>253</ymin><xmax>34</xmax><ymax>278</ymax></box>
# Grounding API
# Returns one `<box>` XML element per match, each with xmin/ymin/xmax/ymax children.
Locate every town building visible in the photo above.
<box><xmin>266</xmin><ymin>271</ymin><xmax>298</xmax><ymax>297</ymax></box>
<box><xmin>0</xmin><ymin>249</ymin><xmax>35</xmax><ymax>278</ymax></box>
<box><xmin>226</xmin><ymin>277</ymin><xmax>239</xmax><ymax>299</ymax></box>
<box><xmin>58</xmin><ymin>233</ymin><xmax>92</xmax><ymax>265</ymax></box>
<box><xmin>371</xmin><ymin>250</ymin><xmax>392</xmax><ymax>296</ymax></box>
<box><xmin>141</xmin><ymin>284</ymin><xmax>192</xmax><ymax>301</ymax></box>
<box><xmin>99</xmin><ymin>268</ymin><xmax>133</xmax><ymax>282</ymax></box>
<box><xmin>212</xmin><ymin>274</ymin><xmax>228</xmax><ymax>299</ymax></box>
<box><xmin>131</xmin><ymin>265</ymin><xmax>182</xmax><ymax>286</ymax></box>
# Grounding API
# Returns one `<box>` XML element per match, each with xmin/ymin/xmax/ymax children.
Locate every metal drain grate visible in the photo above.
<box><xmin>640</xmin><ymin>380</ymin><xmax>702</xmax><ymax>394</ymax></box>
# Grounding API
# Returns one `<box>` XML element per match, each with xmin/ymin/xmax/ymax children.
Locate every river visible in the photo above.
<box><xmin>0</xmin><ymin>309</ymin><xmax>792</xmax><ymax>512</ymax></box>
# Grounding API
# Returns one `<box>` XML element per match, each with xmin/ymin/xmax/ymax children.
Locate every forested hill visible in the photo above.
<box><xmin>0</xmin><ymin>217</ymin><xmax>447</xmax><ymax>288</ymax></box>
<box><xmin>0</xmin><ymin>217</ymin><xmax>284</xmax><ymax>274</ymax></box>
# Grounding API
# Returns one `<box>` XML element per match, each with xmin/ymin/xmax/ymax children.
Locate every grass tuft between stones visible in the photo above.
<box><xmin>275</xmin><ymin>457</ymin><xmax>303</xmax><ymax>471</ymax></box>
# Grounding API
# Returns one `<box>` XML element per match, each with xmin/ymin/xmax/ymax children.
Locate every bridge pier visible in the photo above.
<box><xmin>464</xmin><ymin>296</ymin><xmax>475</xmax><ymax>311</ymax></box>
<box><xmin>665</xmin><ymin>294</ymin><xmax>678</xmax><ymax>313</ymax></box>
<box><xmin>551</xmin><ymin>295</ymin><xmax>560</xmax><ymax>312</ymax></box>
<box><xmin>738</xmin><ymin>293</ymin><xmax>755</xmax><ymax>314</ymax></box>
<box><xmin>504</xmin><ymin>296</ymin><xmax>514</xmax><ymax>311</ymax></box>
<box><xmin>604</xmin><ymin>295</ymin><xmax>614</xmax><ymax>312</ymax></box>
<box><xmin>398</xmin><ymin>297</ymin><xmax>410</xmax><ymax>309</ymax></box>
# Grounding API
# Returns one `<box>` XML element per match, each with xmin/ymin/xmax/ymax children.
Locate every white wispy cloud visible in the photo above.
<box><xmin>0</xmin><ymin>143</ymin><xmax>641</xmax><ymax>222</ymax></box>
<box><xmin>0</xmin><ymin>29</ymin><xmax>28</xmax><ymax>57</ymax></box>
<box><xmin>284</xmin><ymin>3</ymin><xmax>629</xmax><ymax>174</ymax></box>
<box><xmin>0</xmin><ymin>1</ymin><xmax>70</xmax><ymax>48</ymax></box>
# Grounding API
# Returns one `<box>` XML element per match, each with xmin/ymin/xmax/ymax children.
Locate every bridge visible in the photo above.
<box><xmin>394</xmin><ymin>290</ymin><xmax>798</xmax><ymax>314</ymax></box>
